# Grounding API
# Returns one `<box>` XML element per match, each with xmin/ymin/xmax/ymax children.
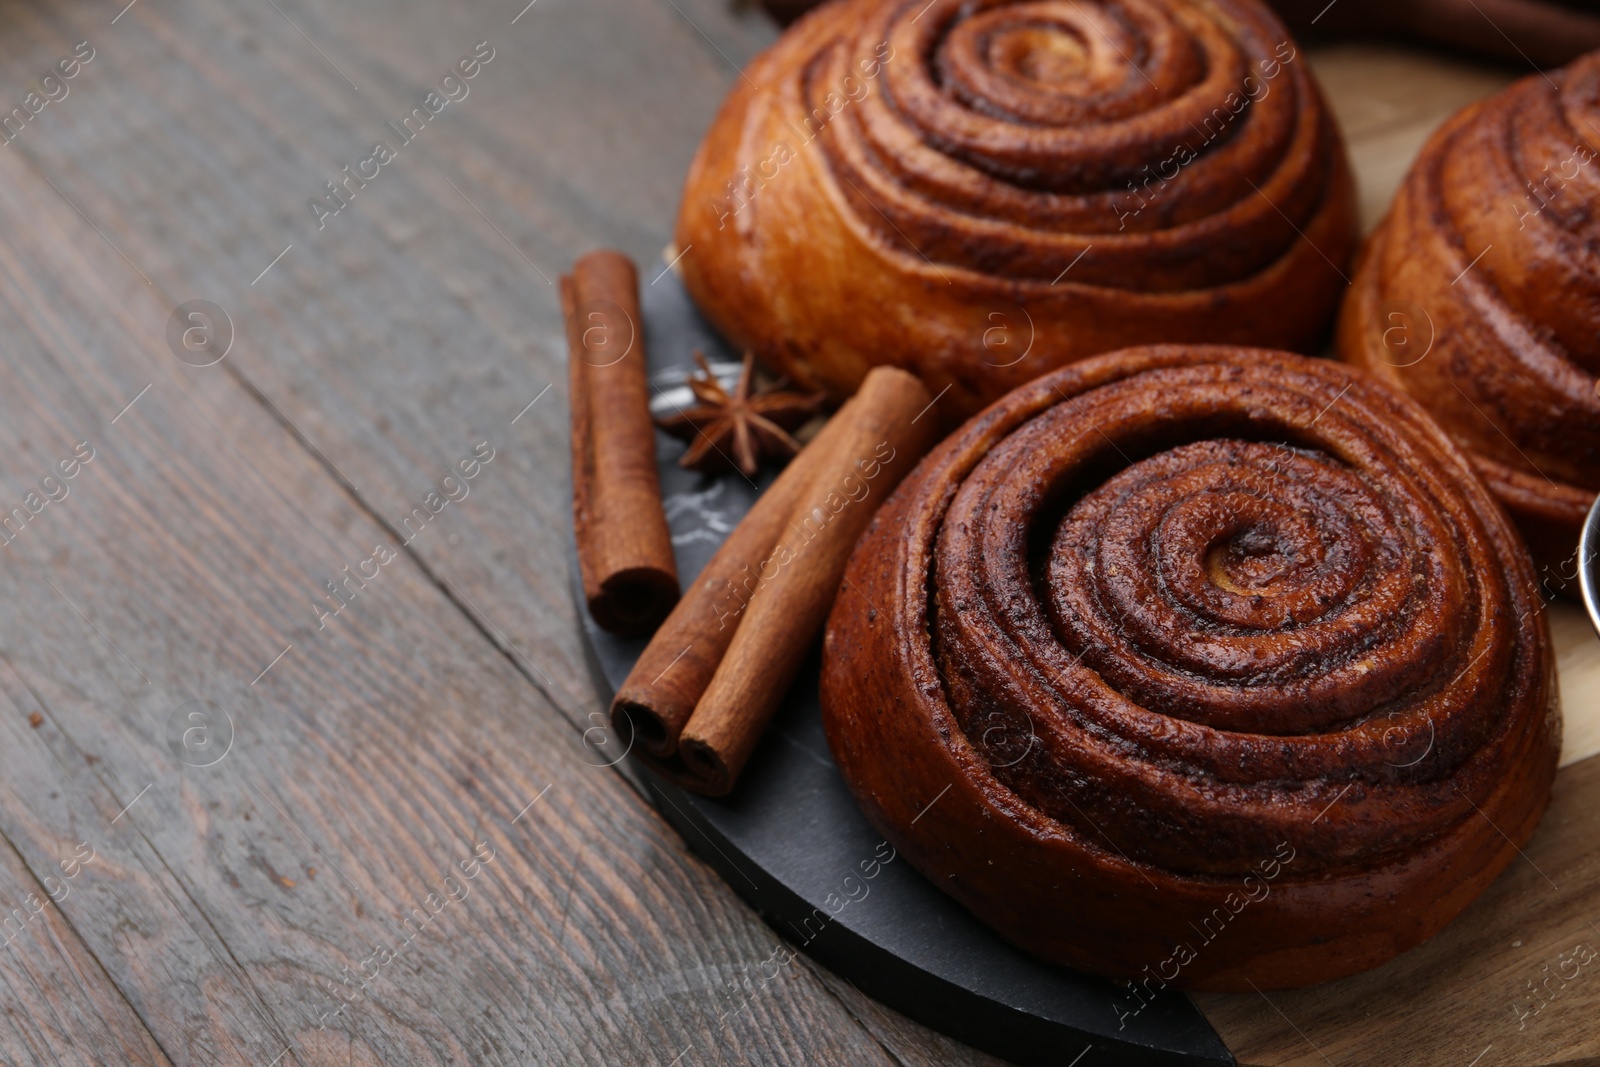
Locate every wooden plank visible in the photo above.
<box><xmin>0</xmin><ymin>645</ymin><xmax>293</xmax><ymax>1067</ymax></box>
<box><xmin>0</xmin><ymin>0</ymin><xmax>786</xmax><ymax>728</ymax></box>
<box><xmin>0</xmin><ymin>9</ymin><xmax>944</xmax><ymax>1065</ymax></box>
<box><xmin>0</xmin><ymin>2</ymin><xmax>1588</xmax><ymax>1065</ymax></box>
<box><xmin>0</xmin><ymin>2</ymin><xmax>1014</xmax><ymax>1062</ymax></box>
<box><xmin>0</xmin><ymin>165</ymin><xmax>911</xmax><ymax>1064</ymax></box>
<box><xmin>0</xmin><ymin>808</ymin><xmax>172</xmax><ymax>1067</ymax></box>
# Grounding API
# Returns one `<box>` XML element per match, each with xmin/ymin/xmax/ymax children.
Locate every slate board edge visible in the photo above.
<box><xmin>562</xmin><ymin>268</ymin><xmax>1237</xmax><ymax>1067</ymax></box>
<box><xmin>572</xmin><ymin>596</ymin><xmax>1233</xmax><ymax>1067</ymax></box>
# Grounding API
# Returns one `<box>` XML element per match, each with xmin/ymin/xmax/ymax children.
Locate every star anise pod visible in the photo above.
<box><xmin>655</xmin><ymin>351</ymin><xmax>825</xmax><ymax>477</ymax></box>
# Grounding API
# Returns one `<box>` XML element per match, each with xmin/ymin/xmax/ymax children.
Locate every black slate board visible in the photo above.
<box><xmin>571</xmin><ymin>266</ymin><xmax>1236</xmax><ymax>1067</ymax></box>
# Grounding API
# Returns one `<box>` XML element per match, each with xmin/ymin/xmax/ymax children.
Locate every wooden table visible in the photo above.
<box><xmin>0</xmin><ymin>1</ymin><xmax>1592</xmax><ymax>1064</ymax></box>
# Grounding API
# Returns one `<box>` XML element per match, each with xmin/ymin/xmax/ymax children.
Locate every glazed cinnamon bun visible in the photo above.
<box><xmin>677</xmin><ymin>0</ymin><xmax>1357</xmax><ymax>419</ymax></box>
<box><xmin>821</xmin><ymin>345</ymin><xmax>1559</xmax><ymax>990</ymax></box>
<box><xmin>1339</xmin><ymin>55</ymin><xmax>1600</xmax><ymax>594</ymax></box>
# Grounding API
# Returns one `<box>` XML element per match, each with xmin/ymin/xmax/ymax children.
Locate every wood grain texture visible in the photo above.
<box><xmin>0</xmin><ymin>155</ymin><xmax>917</xmax><ymax>1065</ymax></box>
<box><xmin>0</xmin><ymin>0</ymin><xmax>983</xmax><ymax>1063</ymax></box>
<box><xmin>0</xmin><ymin>790</ymin><xmax>171</xmax><ymax>1067</ymax></box>
<box><xmin>1306</xmin><ymin>44</ymin><xmax>1518</xmax><ymax>233</ymax></box>
<box><xmin>0</xmin><ymin>1</ymin><xmax>1587</xmax><ymax>1065</ymax></box>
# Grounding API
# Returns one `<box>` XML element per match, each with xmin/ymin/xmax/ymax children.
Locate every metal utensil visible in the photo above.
<box><xmin>1580</xmin><ymin>492</ymin><xmax>1600</xmax><ymax>637</ymax></box>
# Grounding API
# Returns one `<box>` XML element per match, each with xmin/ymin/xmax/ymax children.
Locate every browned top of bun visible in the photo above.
<box><xmin>822</xmin><ymin>345</ymin><xmax>1559</xmax><ymax>990</ymax></box>
<box><xmin>1340</xmin><ymin>52</ymin><xmax>1600</xmax><ymax>575</ymax></box>
<box><xmin>678</xmin><ymin>0</ymin><xmax>1355</xmax><ymax>418</ymax></box>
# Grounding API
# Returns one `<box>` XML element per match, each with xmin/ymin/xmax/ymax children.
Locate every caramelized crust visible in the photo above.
<box><xmin>1339</xmin><ymin>55</ymin><xmax>1600</xmax><ymax>593</ymax></box>
<box><xmin>677</xmin><ymin>0</ymin><xmax>1356</xmax><ymax>420</ymax></box>
<box><xmin>821</xmin><ymin>346</ymin><xmax>1559</xmax><ymax>990</ymax></box>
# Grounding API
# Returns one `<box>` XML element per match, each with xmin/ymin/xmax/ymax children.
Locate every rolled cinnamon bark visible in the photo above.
<box><xmin>612</xmin><ymin>366</ymin><xmax>936</xmax><ymax>795</ymax></box>
<box><xmin>611</xmin><ymin>424</ymin><xmax>831</xmax><ymax>758</ymax></box>
<box><xmin>567</xmin><ymin>251</ymin><xmax>679</xmax><ymax>635</ymax></box>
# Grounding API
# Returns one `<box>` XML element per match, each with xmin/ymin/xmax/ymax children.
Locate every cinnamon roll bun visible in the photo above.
<box><xmin>821</xmin><ymin>346</ymin><xmax>1559</xmax><ymax>990</ymax></box>
<box><xmin>1339</xmin><ymin>55</ymin><xmax>1600</xmax><ymax>594</ymax></box>
<box><xmin>677</xmin><ymin>0</ymin><xmax>1357</xmax><ymax>420</ymax></box>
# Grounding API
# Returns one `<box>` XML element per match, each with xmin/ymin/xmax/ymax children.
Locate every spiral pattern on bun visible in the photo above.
<box><xmin>821</xmin><ymin>346</ymin><xmax>1558</xmax><ymax>990</ymax></box>
<box><xmin>1339</xmin><ymin>55</ymin><xmax>1600</xmax><ymax>593</ymax></box>
<box><xmin>677</xmin><ymin>0</ymin><xmax>1356</xmax><ymax>419</ymax></box>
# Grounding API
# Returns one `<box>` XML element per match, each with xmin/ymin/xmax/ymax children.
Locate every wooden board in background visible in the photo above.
<box><xmin>0</xmin><ymin>0</ymin><xmax>1005</xmax><ymax>1064</ymax></box>
<box><xmin>0</xmin><ymin>1</ymin><xmax>1585</xmax><ymax>1064</ymax></box>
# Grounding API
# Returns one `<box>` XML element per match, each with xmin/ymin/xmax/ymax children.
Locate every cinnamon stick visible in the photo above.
<box><xmin>567</xmin><ymin>251</ymin><xmax>679</xmax><ymax>635</ymax></box>
<box><xmin>612</xmin><ymin>395</ymin><xmax>848</xmax><ymax>756</ymax></box>
<box><xmin>612</xmin><ymin>366</ymin><xmax>936</xmax><ymax>795</ymax></box>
